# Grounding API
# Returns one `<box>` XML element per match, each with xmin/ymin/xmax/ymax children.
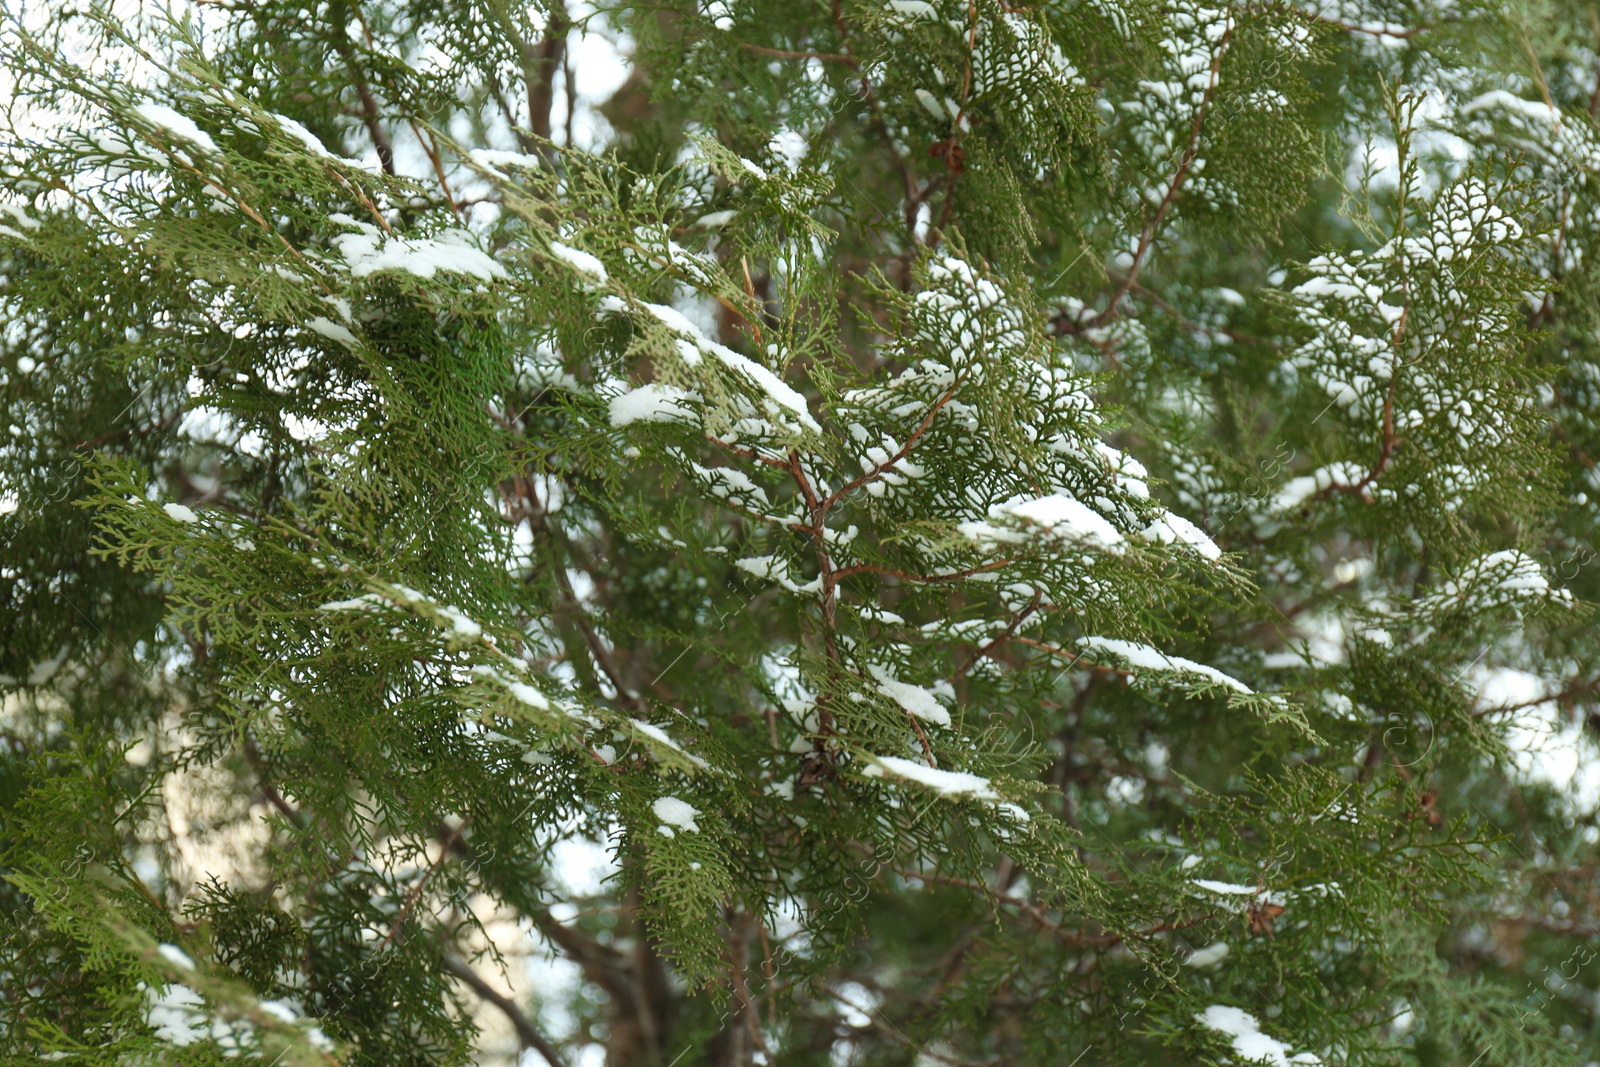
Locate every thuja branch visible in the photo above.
<box><xmin>1069</xmin><ymin>23</ymin><xmax>1233</xmax><ymax>333</ymax></box>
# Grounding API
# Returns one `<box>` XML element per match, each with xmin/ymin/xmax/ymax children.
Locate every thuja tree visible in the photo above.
<box><xmin>5</xmin><ymin>0</ymin><xmax>1600</xmax><ymax>1063</ymax></box>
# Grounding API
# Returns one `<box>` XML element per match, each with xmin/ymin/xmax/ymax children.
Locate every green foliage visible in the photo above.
<box><xmin>4</xmin><ymin>0</ymin><xmax>1600</xmax><ymax>1065</ymax></box>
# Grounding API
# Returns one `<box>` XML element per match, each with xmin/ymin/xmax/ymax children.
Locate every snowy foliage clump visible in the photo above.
<box><xmin>3</xmin><ymin>0</ymin><xmax>1600</xmax><ymax>1065</ymax></box>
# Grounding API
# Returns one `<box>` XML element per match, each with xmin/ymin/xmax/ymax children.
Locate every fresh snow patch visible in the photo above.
<box><xmin>1271</xmin><ymin>462</ymin><xmax>1367</xmax><ymax>513</ymax></box>
<box><xmin>1195</xmin><ymin>1004</ymin><xmax>1321</xmax><ymax>1066</ymax></box>
<box><xmin>323</xmin><ymin>295</ymin><xmax>354</xmax><ymax>323</ymax></box>
<box><xmin>1184</xmin><ymin>941</ymin><xmax>1230</xmax><ymax>968</ymax></box>
<box><xmin>471</xmin><ymin>665</ymin><xmax>555</xmax><ymax>713</ymax></box>
<box><xmin>333</xmin><ymin>227</ymin><xmax>506</xmax><ymax>282</ymax></box>
<box><xmin>133</xmin><ymin>103</ymin><xmax>219</xmax><ymax>154</ymax></box>
<box><xmin>469</xmin><ymin>149</ymin><xmax>543</xmax><ymax>174</ymax></box>
<box><xmin>1466</xmin><ymin>549</ymin><xmax>1564</xmax><ymax>600</ymax></box>
<box><xmin>163</xmin><ymin>503</ymin><xmax>198</xmax><ymax>523</ymax></box>
<box><xmin>714</xmin><ymin>347</ymin><xmax>819</xmax><ymax>430</ymax></box>
<box><xmin>1139</xmin><ymin>508</ymin><xmax>1222</xmax><ymax>561</ymax></box>
<box><xmin>991</xmin><ymin>493</ymin><xmax>1123</xmax><ymax>546</ymax></box>
<box><xmin>634</xmin><ymin>301</ymin><xmax>820</xmax><ymax>432</ymax></box>
<box><xmin>641</xmin><ymin>301</ymin><xmax>704</xmax><ymax>342</ymax></box>
<box><xmin>436</xmin><ymin>606</ymin><xmax>481</xmax><ymax>639</ymax></box>
<box><xmin>157</xmin><ymin>944</ymin><xmax>196</xmax><ymax>971</ymax></box>
<box><xmin>631</xmin><ymin>720</ymin><xmax>710</xmax><ymax>770</ymax></box>
<box><xmin>24</xmin><ymin>648</ymin><xmax>68</xmax><ymax>686</ymax></box>
<box><xmin>319</xmin><ymin>594</ymin><xmax>384</xmax><ymax>612</ymax></box>
<box><xmin>145</xmin><ymin>984</ymin><xmax>208</xmax><ymax>1045</ymax></box>
<box><xmin>866</xmin><ymin>755</ymin><xmax>998</xmax><ymax>799</ymax></box>
<box><xmin>997</xmin><ymin>802</ymin><xmax>1032</xmax><ymax>823</ymax></box>
<box><xmin>505</xmin><ymin>680</ymin><xmax>549</xmax><ymax>711</ymax></box>
<box><xmin>1077</xmin><ymin>636</ymin><xmax>1252</xmax><ymax>694</ymax></box>
<box><xmin>1188</xmin><ymin>877</ymin><xmax>1288</xmax><ymax>912</ymax></box>
<box><xmin>1462</xmin><ymin>89</ymin><xmax>1561</xmax><ymax>125</ymax></box>
<box><xmin>271</xmin><ymin>113</ymin><xmax>336</xmax><ymax>158</ymax></box>
<box><xmin>915</xmin><ymin>88</ymin><xmax>948</xmax><ymax>122</ymax></box>
<box><xmin>869</xmin><ymin>667</ymin><xmax>950</xmax><ymax>727</ymax></box>
<box><xmin>549</xmin><ymin>241</ymin><xmax>608</xmax><ymax>281</ymax></box>
<box><xmin>0</xmin><ymin>205</ymin><xmax>41</xmax><ymax>240</ymax></box>
<box><xmin>1190</xmin><ymin>879</ymin><xmax>1261</xmax><ymax>896</ymax></box>
<box><xmin>652</xmin><ymin>796</ymin><xmax>700</xmax><ymax>833</ymax></box>
<box><xmin>306</xmin><ymin>316</ymin><xmax>359</xmax><ymax>347</ymax></box>
<box><xmin>609</xmin><ymin>383</ymin><xmax>697</xmax><ymax>427</ymax></box>
<box><xmin>736</xmin><ymin>554</ymin><xmax>821</xmax><ymax>595</ymax></box>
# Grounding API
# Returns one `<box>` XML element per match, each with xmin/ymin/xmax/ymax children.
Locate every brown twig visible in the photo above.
<box><xmin>1303</xmin><ymin>307</ymin><xmax>1407</xmax><ymax>506</ymax></box>
<box><xmin>1074</xmin><ymin>23</ymin><xmax>1232</xmax><ymax>332</ymax></box>
<box><xmin>738</xmin><ymin>42</ymin><xmax>856</xmax><ymax>64</ymax></box>
<box><xmin>1473</xmin><ymin>678</ymin><xmax>1600</xmax><ymax>718</ymax></box>
<box><xmin>953</xmin><ymin>592</ymin><xmax>1042</xmax><ymax>680</ymax></box>
<box><xmin>377</xmin><ymin>816</ymin><xmax>471</xmax><ymax>951</ymax></box>
<box><xmin>409</xmin><ymin>119</ymin><xmax>462</xmax><ymax>217</ymax></box>
<box><xmin>832</xmin><ymin>558</ymin><xmax>1020</xmax><ymax>585</ymax></box>
<box><xmin>821</xmin><ymin>377</ymin><xmax>968</xmax><ymax>510</ymax></box>
<box><xmin>442</xmin><ymin>954</ymin><xmax>568</xmax><ymax>1067</ymax></box>
<box><xmin>331</xmin><ymin>37</ymin><xmax>396</xmax><ymax>174</ymax></box>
